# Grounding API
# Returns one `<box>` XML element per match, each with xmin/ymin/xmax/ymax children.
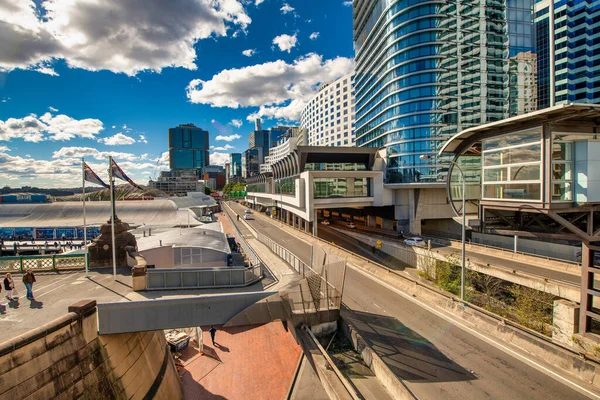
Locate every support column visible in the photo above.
<box><xmin>408</xmin><ymin>189</ymin><xmax>422</xmax><ymax>234</ymax></box>
<box><xmin>313</xmin><ymin>209</ymin><xmax>318</xmax><ymax>236</ymax></box>
<box><xmin>286</xmin><ymin>210</ymin><xmax>291</xmax><ymax>225</ymax></box>
<box><xmin>579</xmin><ymin>242</ymin><xmax>593</xmax><ymax>334</ymax></box>
<box><xmin>305</xmin><ymin>219</ymin><xmax>309</xmax><ymax>233</ymax></box>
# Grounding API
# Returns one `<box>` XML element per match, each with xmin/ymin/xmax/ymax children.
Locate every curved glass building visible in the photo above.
<box><xmin>353</xmin><ymin>0</ymin><xmax>536</xmax><ymax>184</ymax></box>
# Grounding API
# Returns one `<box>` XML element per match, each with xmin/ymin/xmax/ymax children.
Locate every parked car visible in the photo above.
<box><xmin>346</xmin><ymin>222</ymin><xmax>357</xmax><ymax>229</ymax></box>
<box><xmin>321</xmin><ymin>219</ymin><xmax>331</xmax><ymax>225</ymax></box>
<box><xmin>404</xmin><ymin>237</ymin><xmax>425</xmax><ymax>247</ymax></box>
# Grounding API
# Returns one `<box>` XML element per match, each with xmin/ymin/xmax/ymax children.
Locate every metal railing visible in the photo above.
<box><xmin>146</xmin><ymin>265</ymin><xmax>262</xmax><ymax>290</ymax></box>
<box><xmin>0</xmin><ymin>253</ymin><xmax>88</xmax><ymax>272</ymax></box>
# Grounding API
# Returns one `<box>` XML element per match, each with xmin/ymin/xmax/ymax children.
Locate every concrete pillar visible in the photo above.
<box><xmin>367</xmin><ymin>215</ymin><xmax>376</xmax><ymax>228</ymax></box>
<box><xmin>313</xmin><ymin>209</ymin><xmax>318</xmax><ymax>236</ymax></box>
<box><xmin>305</xmin><ymin>219</ymin><xmax>309</xmax><ymax>233</ymax></box>
<box><xmin>382</xmin><ymin>218</ymin><xmax>393</xmax><ymax>230</ymax></box>
<box><xmin>553</xmin><ymin>300</ymin><xmax>580</xmax><ymax>346</ymax></box>
<box><xmin>408</xmin><ymin>189</ymin><xmax>422</xmax><ymax>235</ymax></box>
<box><xmin>514</xmin><ymin>235</ymin><xmax>518</xmax><ymax>253</ymax></box>
<box><xmin>286</xmin><ymin>210</ymin><xmax>291</xmax><ymax>225</ymax></box>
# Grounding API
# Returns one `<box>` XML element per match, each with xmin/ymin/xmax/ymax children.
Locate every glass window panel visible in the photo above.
<box><xmin>482</xmin><ymin>129</ymin><xmax>541</xmax><ymax>151</ymax></box>
<box><xmin>483</xmin><ymin>183</ymin><xmax>541</xmax><ymax>200</ymax></box>
<box><xmin>552</xmin><ymin>182</ymin><xmax>573</xmax><ymax>201</ymax></box>
<box><xmin>484</xmin><ymin>168</ymin><xmax>508</xmax><ymax>182</ymax></box>
<box><xmin>511</xmin><ymin>165</ymin><xmax>540</xmax><ymax>181</ymax></box>
<box><xmin>552</xmin><ymin>142</ymin><xmax>573</xmax><ymax>161</ymax></box>
<box><xmin>552</xmin><ymin>163</ymin><xmax>573</xmax><ymax>181</ymax></box>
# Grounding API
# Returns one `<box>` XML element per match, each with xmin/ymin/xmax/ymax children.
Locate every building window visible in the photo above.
<box><xmin>482</xmin><ymin>128</ymin><xmax>542</xmax><ymax>201</ymax></box>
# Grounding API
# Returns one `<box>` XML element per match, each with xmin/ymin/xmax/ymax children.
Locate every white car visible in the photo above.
<box><xmin>321</xmin><ymin>219</ymin><xmax>331</xmax><ymax>225</ymax></box>
<box><xmin>244</xmin><ymin>209</ymin><xmax>252</xmax><ymax>214</ymax></box>
<box><xmin>243</xmin><ymin>214</ymin><xmax>252</xmax><ymax>220</ymax></box>
<box><xmin>404</xmin><ymin>237</ymin><xmax>426</xmax><ymax>247</ymax></box>
<box><xmin>346</xmin><ymin>222</ymin><xmax>357</xmax><ymax>229</ymax></box>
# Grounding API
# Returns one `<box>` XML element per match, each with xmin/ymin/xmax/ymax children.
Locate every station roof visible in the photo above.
<box><xmin>439</xmin><ymin>103</ymin><xmax>600</xmax><ymax>155</ymax></box>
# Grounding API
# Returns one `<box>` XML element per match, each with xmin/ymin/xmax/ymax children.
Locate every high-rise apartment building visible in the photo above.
<box><xmin>352</xmin><ymin>0</ymin><xmax>536</xmax><ymax>184</ymax></box>
<box><xmin>300</xmin><ymin>73</ymin><xmax>355</xmax><ymax>147</ymax></box>
<box><xmin>168</xmin><ymin>123</ymin><xmax>209</xmax><ymax>171</ymax></box>
<box><xmin>535</xmin><ymin>0</ymin><xmax>600</xmax><ymax>107</ymax></box>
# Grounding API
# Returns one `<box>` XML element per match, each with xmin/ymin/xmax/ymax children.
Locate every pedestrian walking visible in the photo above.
<box><xmin>4</xmin><ymin>273</ymin><xmax>15</xmax><ymax>301</ymax></box>
<box><xmin>22</xmin><ymin>269</ymin><xmax>36</xmax><ymax>300</ymax></box>
<box><xmin>209</xmin><ymin>326</ymin><xmax>217</xmax><ymax>345</ymax></box>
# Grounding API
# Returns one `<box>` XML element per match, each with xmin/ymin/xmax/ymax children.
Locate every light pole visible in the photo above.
<box><xmin>420</xmin><ymin>155</ymin><xmax>467</xmax><ymax>300</ymax></box>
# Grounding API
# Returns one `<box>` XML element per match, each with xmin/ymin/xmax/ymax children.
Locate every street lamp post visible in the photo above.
<box><xmin>420</xmin><ymin>155</ymin><xmax>467</xmax><ymax>300</ymax></box>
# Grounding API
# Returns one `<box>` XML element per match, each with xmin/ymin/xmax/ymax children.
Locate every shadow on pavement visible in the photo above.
<box><xmin>181</xmin><ymin>372</ymin><xmax>227</xmax><ymax>400</ymax></box>
<box><xmin>29</xmin><ymin>299</ymin><xmax>43</xmax><ymax>309</ymax></box>
<box><xmin>341</xmin><ymin>305</ymin><xmax>475</xmax><ymax>384</ymax></box>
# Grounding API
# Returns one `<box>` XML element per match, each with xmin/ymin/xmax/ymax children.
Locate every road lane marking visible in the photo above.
<box><xmin>347</xmin><ymin>263</ymin><xmax>600</xmax><ymax>399</ymax></box>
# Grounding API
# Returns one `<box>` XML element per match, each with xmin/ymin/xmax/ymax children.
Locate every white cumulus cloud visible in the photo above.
<box><xmin>215</xmin><ymin>134</ymin><xmax>241</xmax><ymax>142</ymax></box>
<box><xmin>0</xmin><ymin>0</ymin><xmax>252</xmax><ymax>76</ymax></box>
<box><xmin>272</xmin><ymin>33</ymin><xmax>297</xmax><ymax>53</ymax></box>
<box><xmin>309</xmin><ymin>32</ymin><xmax>319</xmax><ymax>40</ymax></box>
<box><xmin>229</xmin><ymin>119</ymin><xmax>243</xmax><ymax>128</ymax></box>
<box><xmin>186</xmin><ymin>53</ymin><xmax>354</xmax><ymax>121</ymax></box>
<box><xmin>52</xmin><ymin>146</ymin><xmax>140</xmax><ymax>161</ymax></box>
<box><xmin>139</xmin><ymin>134</ymin><xmax>148</xmax><ymax>144</ymax></box>
<box><xmin>242</xmin><ymin>49</ymin><xmax>256</xmax><ymax>57</ymax></box>
<box><xmin>280</xmin><ymin>3</ymin><xmax>295</xmax><ymax>14</ymax></box>
<box><xmin>210</xmin><ymin>152</ymin><xmax>229</xmax><ymax>165</ymax></box>
<box><xmin>343</xmin><ymin>1</ymin><xmax>352</xmax><ymax>6</ymax></box>
<box><xmin>212</xmin><ymin>144</ymin><xmax>235</xmax><ymax>151</ymax></box>
<box><xmin>98</xmin><ymin>132</ymin><xmax>136</xmax><ymax>146</ymax></box>
<box><xmin>255</xmin><ymin>0</ymin><xmax>265</xmax><ymax>5</ymax></box>
<box><xmin>0</xmin><ymin>112</ymin><xmax>104</xmax><ymax>142</ymax></box>
<box><xmin>48</xmin><ymin>106</ymin><xmax>59</xmax><ymax>112</ymax></box>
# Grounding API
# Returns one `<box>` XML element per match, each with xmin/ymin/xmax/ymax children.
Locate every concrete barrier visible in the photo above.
<box><xmin>0</xmin><ymin>300</ymin><xmax>182</xmax><ymax>400</ymax></box>
<box><xmin>339</xmin><ymin>316</ymin><xmax>416</xmax><ymax>399</ymax></box>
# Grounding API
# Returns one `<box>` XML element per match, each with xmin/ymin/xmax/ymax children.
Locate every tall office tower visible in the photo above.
<box><xmin>229</xmin><ymin>153</ymin><xmax>242</xmax><ymax>177</ymax></box>
<box><xmin>168</xmin><ymin>123</ymin><xmax>209</xmax><ymax>171</ymax></box>
<box><xmin>300</xmin><ymin>72</ymin><xmax>355</xmax><ymax>147</ymax></box>
<box><xmin>535</xmin><ymin>0</ymin><xmax>600</xmax><ymax>107</ymax></box>
<box><xmin>352</xmin><ymin>0</ymin><xmax>536</xmax><ymax>184</ymax></box>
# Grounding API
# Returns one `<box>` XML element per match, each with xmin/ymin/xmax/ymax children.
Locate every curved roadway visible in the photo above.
<box><xmin>229</xmin><ymin>202</ymin><xmax>596</xmax><ymax>400</ymax></box>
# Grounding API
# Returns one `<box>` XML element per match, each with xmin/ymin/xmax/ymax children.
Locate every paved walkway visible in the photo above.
<box><xmin>180</xmin><ymin>322</ymin><xmax>302</xmax><ymax>400</ymax></box>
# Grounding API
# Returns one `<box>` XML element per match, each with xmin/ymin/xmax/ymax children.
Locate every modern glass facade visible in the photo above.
<box><xmin>313</xmin><ymin>177</ymin><xmax>372</xmax><ymax>198</ymax></box>
<box><xmin>168</xmin><ymin>124</ymin><xmax>209</xmax><ymax>170</ymax></box>
<box><xmin>243</xmin><ymin>148</ymin><xmax>262</xmax><ymax>178</ymax></box>
<box><xmin>535</xmin><ymin>0</ymin><xmax>600</xmax><ymax>106</ymax></box>
<box><xmin>229</xmin><ymin>153</ymin><xmax>242</xmax><ymax>177</ymax></box>
<box><xmin>353</xmin><ymin>0</ymin><xmax>536</xmax><ymax>183</ymax></box>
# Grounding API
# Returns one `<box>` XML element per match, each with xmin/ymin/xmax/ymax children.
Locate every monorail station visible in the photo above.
<box><xmin>440</xmin><ymin>103</ymin><xmax>600</xmax><ymax>335</ymax></box>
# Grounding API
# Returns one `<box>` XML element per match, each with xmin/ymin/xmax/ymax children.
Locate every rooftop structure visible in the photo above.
<box><xmin>149</xmin><ymin>169</ymin><xmax>204</xmax><ymax>196</ymax></box>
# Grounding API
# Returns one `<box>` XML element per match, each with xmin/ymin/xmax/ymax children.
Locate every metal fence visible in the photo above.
<box><xmin>255</xmin><ymin>231</ymin><xmax>344</xmax><ymax>313</ymax></box>
<box><xmin>0</xmin><ymin>253</ymin><xmax>88</xmax><ymax>272</ymax></box>
<box><xmin>146</xmin><ymin>265</ymin><xmax>262</xmax><ymax>290</ymax></box>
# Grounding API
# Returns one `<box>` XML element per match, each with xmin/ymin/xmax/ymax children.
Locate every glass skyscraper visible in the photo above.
<box><xmin>535</xmin><ymin>0</ymin><xmax>600</xmax><ymax>106</ymax></box>
<box><xmin>168</xmin><ymin>123</ymin><xmax>209</xmax><ymax>171</ymax></box>
<box><xmin>353</xmin><ymin>0</ymin><xmax>536</xmax><ymax>184</ymax></box>
<box><xmin>229</xmin><ymin>153</ymin><xmax>242</xmax><ymax>177</ymax></box>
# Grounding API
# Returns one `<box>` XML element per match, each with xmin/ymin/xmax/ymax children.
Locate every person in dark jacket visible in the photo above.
<box><xmin>22</xmin><ymin>269</ymin><xmax>36</xmax><ymax>300</ymax></box>
<box><xmin>209</xmin><ymin>326</ymin><xmax>217</xmax><ymax>345</ymax></box>
<box><xmin>4</xmin><ymin>273</ymin><xmax>15</xmax><ymax>301</ymax></box>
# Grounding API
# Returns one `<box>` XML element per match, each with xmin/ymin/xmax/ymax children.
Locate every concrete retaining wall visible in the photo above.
<box><xmin>0</xmin><ymin>300</ymin><xmax>182</xmax><ymax>400</ymax></box>
<box><xmin>472</xmin><ymin>232</ymin><xmax>579</xmax><ymax>262</ymax></box>
<box><xmin>339</xmin><ymin>317</ymin><xmax>416</xmax><ymax>400</ymax></box>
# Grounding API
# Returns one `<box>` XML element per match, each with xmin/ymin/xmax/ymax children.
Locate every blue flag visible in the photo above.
<box><xmin>83</xmin><ymin>162</ymin><xmax>109</xmax><ymax>188</ymax></box>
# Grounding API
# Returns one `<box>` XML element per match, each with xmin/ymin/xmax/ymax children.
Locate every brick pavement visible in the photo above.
<box><xmin>181</xmin><ymin>322</ymin><xmax>302</xmax><ymax>400</ymax></box>
<box><xmin>216</xmin><ymin>212</ymin><xmax>235</xmax><ymax>237</ymax></box>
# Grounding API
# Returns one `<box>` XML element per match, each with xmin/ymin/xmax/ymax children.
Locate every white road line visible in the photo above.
<box><xmin>348</xmin><ymin>263</ymin><xmax>600</xmax><ymax>399</ymax></box>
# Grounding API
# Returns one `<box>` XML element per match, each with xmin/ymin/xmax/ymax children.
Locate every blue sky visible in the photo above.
<box><xmin>0</xmin><ymin>0</ymin><xmax>354</xmax><ymax>187</ymax></box>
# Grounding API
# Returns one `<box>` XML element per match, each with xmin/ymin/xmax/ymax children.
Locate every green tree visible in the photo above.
<box><xmin>509</xmin><ymin>284</ymin><xmax>555</xmax><ymax>333</ymax></box>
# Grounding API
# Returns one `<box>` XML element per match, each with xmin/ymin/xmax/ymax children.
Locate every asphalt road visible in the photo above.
<box><xmin>230</xmin><ymin>203</ymin><xmax>594</xmax><ymax>399</ymax></box>
<box><xmin>326</xmin><ymin>219</ymin><xmax>580</xmax><ymax>285</ymax></box>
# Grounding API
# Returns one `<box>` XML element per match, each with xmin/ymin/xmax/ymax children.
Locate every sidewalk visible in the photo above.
<box><xmin>180</xmin><ymin>322</ymin><xmax>302</xmax><ymax>400</ymax></box>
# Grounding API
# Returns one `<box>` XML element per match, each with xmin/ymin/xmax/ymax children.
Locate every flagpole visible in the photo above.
<box><xmin>82</xmin><ymin>157</ymin><xmax>89</xmax><ymax>278</ymax></box>
<box><xmin>109</xmin><ymin>156</ymin><xmax>117</xmax><ymax>280</ymax></box>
